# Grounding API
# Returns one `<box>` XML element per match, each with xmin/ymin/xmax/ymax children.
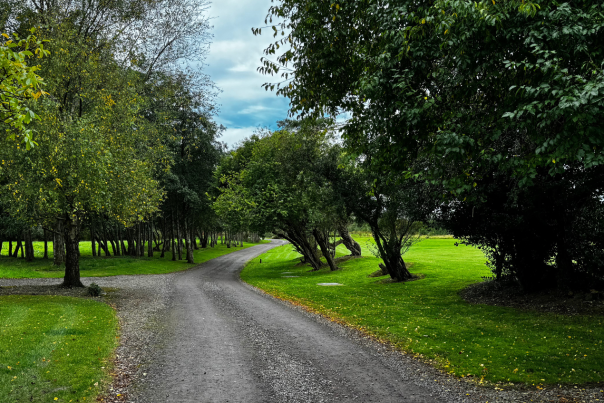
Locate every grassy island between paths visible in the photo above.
<box><xmin>0</xmin><ymin>295</ymin><xmax>118</xmax><ymax>402</ymax></box>
<box><xmin>241</xmin><ymin>237</ymin><xmax>604</xmax><ymax>386</ymax></box>
<box><xmin>0</xmin><ymin>240</ymin><xmax>267</xmax><ymax>279</ymax></box>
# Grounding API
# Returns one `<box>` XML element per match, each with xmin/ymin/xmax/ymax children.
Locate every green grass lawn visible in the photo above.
<box><xmin>0</xmin><ymin>295</ymin><xmax>118</xmax><ymax>402</ymax></box>
<box><xmin>241</xmin><ymin>237</ymin><xmax>604</xmax><ymax>386</ymax></box>
<box><xmin>0</xmin><ymin>240</ymin><xmax>267</xmax><ymax>279</ymax></box>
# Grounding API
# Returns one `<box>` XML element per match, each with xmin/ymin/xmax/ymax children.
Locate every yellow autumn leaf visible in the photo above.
<box><xmin>1</xmin><ymin>33</ymin><xmax>8</xmax><ymax>39</ymax></box>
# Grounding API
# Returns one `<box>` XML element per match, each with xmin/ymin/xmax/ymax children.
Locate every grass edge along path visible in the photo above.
<box><xmin>240</xmin><ymin>238</ymin><xmax>604</xmax><ymax>387</ymax></box>
<box><xmin>0</xmin><ymin>240</ymin><xmax>269</xmax><ymax>279</ymax></box>
<box><xmin>0</xmin><ymin>294</ymin><xmax>118</xmax><ymax>402</ymax></box>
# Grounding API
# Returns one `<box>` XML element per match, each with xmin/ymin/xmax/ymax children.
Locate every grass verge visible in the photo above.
<box><xmin>241</xmin><ymin>238</ymin><xmax>604</xmax><ymax>386</ymax></box>
<box><xmin>0</xmin><ymin>241</ymin><xmax>267</xmax><ymax>279</ymax></box>
<box><xmin>0</xmin><ymin>295</ymin><xmax>118</xmax><ymax>402</ymax></box>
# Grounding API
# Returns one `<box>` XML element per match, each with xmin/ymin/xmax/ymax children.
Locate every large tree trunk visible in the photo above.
<box><xmin>24</xmin><ymin>229</ymin><xmax>34</xmax><ymax>262</ymax></box>
<box><xmin>337</xmin><ymin>222</ymin><xmax>361</xmax><ymax>256</ymax></box>
<box><xmin>313</xmin><ymin>228</ymin><xmax>339</xmax><ymax>271</ymax></box>
<box><xmin>281</xmin><ymin>226</ymin><xmax>322</xmax><ymax>270</ymax></box>
<box><xmin>372</xmin><ymin>227</ymin><xmax>413</xmax><ymax>282</ymax></box>
<box><xmin>53</xmin><ymin>220</ymin><xmax>65</xmax><ymax>265</ymax></box>
<box><xmin>62</xmin><ymin>215</ymin><xmax>84</xmax><ymax>288</ymax></box>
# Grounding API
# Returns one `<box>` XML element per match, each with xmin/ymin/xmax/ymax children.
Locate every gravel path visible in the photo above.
<box><xmin>2</xmin><ymin>241</ymin><xmax>603</xmax><ymax>403</ymax></box>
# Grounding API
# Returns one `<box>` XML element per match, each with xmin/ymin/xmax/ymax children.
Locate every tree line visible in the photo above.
<box><xmin>0</xmin><ymin>0</ymin><xmax>243</xmax><ymax>287</ymax></box>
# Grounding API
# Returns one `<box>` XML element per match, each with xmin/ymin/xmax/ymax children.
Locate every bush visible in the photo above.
<box><xmin>87</xmin><ymin>283</ymin><xmax>102</xmax><ymax>297</ymax></box>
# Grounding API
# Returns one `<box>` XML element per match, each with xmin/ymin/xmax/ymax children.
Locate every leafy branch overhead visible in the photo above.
<box><xmin>0</xmin><ymin>29</ymin><xmax>49</xmax><ymax>149</ymax></box>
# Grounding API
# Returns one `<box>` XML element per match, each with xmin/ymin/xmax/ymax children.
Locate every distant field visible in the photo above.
<box><xmin>0</xmin><ymin>240</ymin><xmax>268</xmax><ymax>278</ymax></box>
<box><xmin>0</xmin><ymin>295</ymin><xmax>118</xmax><ymax>402</ymax></box>
<box><xmin>241</xmin><ymin>237</ymin><xmax>604</xmax><ymax>385</ymax></box>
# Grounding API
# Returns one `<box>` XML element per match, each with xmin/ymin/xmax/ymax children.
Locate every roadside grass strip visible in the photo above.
<box><xmin>0</xmin><ymin>240</ymin><xmax>268</xmax><ymax>279</ymax></box>
<box><xmin>0</xmin><ymin>295</ymin><xmax>118</xmax><ymax>402</ymax></box>
<box><xmin>241</xmin><ymin>238</ymin><xmax>604</xmax><ymax>386</ymax></box>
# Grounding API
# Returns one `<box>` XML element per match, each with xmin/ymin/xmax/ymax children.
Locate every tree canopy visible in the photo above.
<box><xmin>256</xmin><ymin>0</ymin><xmax>604</xmax><ymax>291</ymax></box>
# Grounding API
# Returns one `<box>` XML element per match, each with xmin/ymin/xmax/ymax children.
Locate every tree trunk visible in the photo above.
<box><xmin>91</xmin><ymin>224</ymin><xmax>97</xmax><ymax>257</ymax></box>
<box><xmin>192</xmin><ymin>227</ymin><xmax>198</xmax><ymax>250</ymax></box>
<box><xmin>171</xmin><ymin>212</ymin><xmax>177</xmax><ymax>261</ymax></box>
<box><xmin>113</xmin><ymin>226</ymin><xmax>121</xmax><ymax>256</ymax></box>
<box><xmin>13</xmin><ymin>236</ymin><xmax>22</xmax><ymax>258</ymax></box>
<box><xmin>53</xmin><ymin>220</ymin><xmax>65</xmax><ymax>265</ymax></box>
<box><xmin>101</xmin><ymin>222</ymin><xmax>111</xmax><ymax>257</ymax></box>
<box><xmin>313</xmin><ymin>228</ymin><xmax>339</xmax><ymax>271</ymax></box>
<box><xmin>281</xmin><ymin>227</ymin><xmax>322</xmax><ymax>270</ymax></box>
<box><xmin>372</xmin><ymin>227</ymin><xmax>412</xmax><ymax>282</ymax></box>
<box><xmin>176</xmin><ymin>209</ymin><xmax>183</xmax><ymax>260</ymax></box>
<box><xmin>129</xmin><ymin>227</ymin><xmax>136</xmax><ymax>256</ymax></box>
<box><xmin>43</xmin><ymin>229</ymin><xmax>48</xmax><ymax>259</ymax></box>
<box><xmin>25</xmin><ymin>229</ymin><xmax>34</xmax><ymax>261</ymax></box>
<box><xmin>337</xmin><ymin>222</ymin><xmax>361</xmax><ymax>256</ymax></box>
<box><xmin>62</xmin><ymin>215</ymin><xmax>84</xmax><ymax>288</ymax></box>
<box><xmin>160</xmin><ymin>217</ymin><xmax>167</xmax><ymax>258</ymax></box>
<box><xmin>106</xmin><ymin>223</ymin><xmax>117</xmax><ymax>256</ymax></box>
<box><xmin>185</xmin><ymin>219</ymin><xmax>194</xmax><ymax>264</ymax></box>
<box><xmin>119</xmin><ymin>227</ymin><xmax>126</xmax><ymax>256</ymax></box>
<box><xmin>148</xmin><ymin>220</ymin><xmax>154</xmax><ymax>258</ymax></box>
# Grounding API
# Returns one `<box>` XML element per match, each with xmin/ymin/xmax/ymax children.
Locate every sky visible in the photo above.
<box><xmin>204</xmin><ymin>0</ymin><xmax>289</xmax><ymax>148</ymax></box>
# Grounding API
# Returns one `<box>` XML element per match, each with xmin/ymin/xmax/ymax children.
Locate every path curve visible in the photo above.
<box><xmin>133</xmin><ymin>240</ymin><xmax>468</xmax><ymax>403</ymax></box>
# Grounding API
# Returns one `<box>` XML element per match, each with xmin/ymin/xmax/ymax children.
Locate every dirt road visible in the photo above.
<box><xmin>133</xmin><ymin>240</ymin><xmax>468</xmax><ymax>403</ymax></box>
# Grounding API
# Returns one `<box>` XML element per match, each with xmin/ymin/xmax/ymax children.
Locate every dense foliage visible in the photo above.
<box><xmin>0</xmin><ymin>0</ymin><xmax>224</xmax><ymax>286</ymax></box>
<box><xmin>257</xmin><ymin>0</ymin><xmax>604</xmax><ymax>291</ymax></box>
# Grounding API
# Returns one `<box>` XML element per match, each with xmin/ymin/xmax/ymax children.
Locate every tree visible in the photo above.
<box><xmin>215</xmin><ymin>126</ymin><xmax>347</xmax><ymax>271</ymax></box>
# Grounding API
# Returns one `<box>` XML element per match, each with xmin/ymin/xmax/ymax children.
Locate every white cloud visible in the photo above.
<box><xmin>238</xmin><ymin>105</ymin><xmax>273</xmax><ymax>115</ymax></box>
<box><xmin>219</xmin><ymin>126</ymin><xmax>260</xmax><ymax>148</ymax></box>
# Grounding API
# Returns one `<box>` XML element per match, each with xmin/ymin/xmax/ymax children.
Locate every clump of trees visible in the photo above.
<box><xmin>255</xmin><ymin>0</ymin><xmax>604</xmax><ymax>292</ymax></box>
<box><xmin>0</xmin><ymin>0</ymin><xmax>225</xmax><ymax>287</ymax></box>
<box><xmin>214</xmin><ymin>120</ymin><xmax>431</xmax><ymax>281</ymax></box>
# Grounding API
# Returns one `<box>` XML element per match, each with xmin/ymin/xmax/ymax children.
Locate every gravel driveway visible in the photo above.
<box><xmin>2</xmin><ymin>241</ymin><xmax>603</xmax><ymax>403</ymax></box>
